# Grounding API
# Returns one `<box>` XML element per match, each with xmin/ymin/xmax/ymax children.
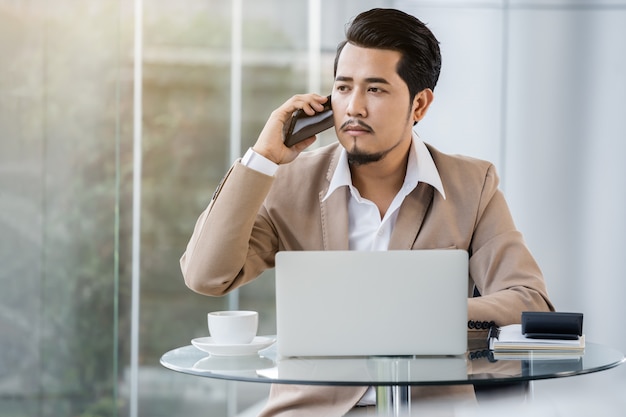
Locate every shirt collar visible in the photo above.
<box><xmin>322</xmin><ymin>132</ymin><xmax>446</xmax><ymax>201</ymax></box>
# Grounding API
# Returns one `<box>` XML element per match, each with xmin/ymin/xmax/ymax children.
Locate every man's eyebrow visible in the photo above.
<box><xmin>364</xmin><ymin>77</ymin><xmax>390</xmax><ymax>84</ymax></box>
<box><xmin>334</xmin><ymin>76</ymin><xmax>391</xmax><ymax>84</ymax></box>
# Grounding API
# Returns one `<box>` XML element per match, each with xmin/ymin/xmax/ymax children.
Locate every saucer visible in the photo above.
<box><xmin>191</xmin><ymin>336</ymin><xmax>276</xmax><ymax>356</ymax></box>
<box><xmin>192</xmin><ymin>354</ymin><xmax>275</xmax><ymax>374</ymax></box>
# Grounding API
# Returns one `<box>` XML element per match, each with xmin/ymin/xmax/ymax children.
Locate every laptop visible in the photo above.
<box><xmin>275</xmin><ymin>250</ymin><xmax>468</xmax><ymax>357</ymax></box>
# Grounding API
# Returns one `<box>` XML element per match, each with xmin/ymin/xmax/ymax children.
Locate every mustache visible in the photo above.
<box><xmin>340</xmin><ymin>119</ymin><xmax>374</xmax><ymax>133</ymax></box>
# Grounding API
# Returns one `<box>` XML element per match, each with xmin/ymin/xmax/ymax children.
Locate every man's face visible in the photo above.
<box><xmin>332</xmin><ymin>43</ymin><xmax>418</xmax><ymax>165</ymax></box>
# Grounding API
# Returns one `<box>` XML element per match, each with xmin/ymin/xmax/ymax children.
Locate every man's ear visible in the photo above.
<box><xmin>413</xmin><ymin>88</ymin><xmax>434</xmax><ymax>123</ymax></box>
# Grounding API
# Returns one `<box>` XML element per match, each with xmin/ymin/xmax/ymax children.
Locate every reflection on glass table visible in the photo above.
<box><xmin>161</xmin><ymin>340</ymin><xmax>624</xmax><ymax>416</ymax></box>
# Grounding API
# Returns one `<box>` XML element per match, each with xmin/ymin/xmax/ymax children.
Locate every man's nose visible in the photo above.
<box><xmin>346</xmin><ymin>92</ymin><xmax>367</xmax><ymax>118</ymax></box>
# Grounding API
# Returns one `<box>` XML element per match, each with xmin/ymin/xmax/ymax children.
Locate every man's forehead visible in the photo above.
<box><xmin>335</xmin><ymin>44</ymin><xmax>402</xmax><ymax>81</ymax></box>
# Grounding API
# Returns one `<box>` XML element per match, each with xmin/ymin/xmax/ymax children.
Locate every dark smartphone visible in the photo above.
<box><xmin>521</xmin><ymin>311</ymin><xmax>583</xmax><ymax>339</ymax></box>
<box><xmin>283</xmin><ymin>96</ymin><xmax>333</xmax><ymax>147</ymax></box>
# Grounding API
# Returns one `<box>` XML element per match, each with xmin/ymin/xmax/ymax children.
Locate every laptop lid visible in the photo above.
<box><xmin>275</xmin><ymin>250</ymin><xmax>468</xmax><ymax>357</ymax></box>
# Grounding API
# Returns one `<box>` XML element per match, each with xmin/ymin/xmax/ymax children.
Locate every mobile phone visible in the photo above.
<box><xmin>283</xmin><ymin>96</ymin><xmax>334</xmax><ymax>147</ymax></box>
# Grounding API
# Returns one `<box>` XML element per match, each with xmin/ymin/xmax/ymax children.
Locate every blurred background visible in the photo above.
<box><xmin>0</xmin><ymin>0</ymin><xmax>624</xmax><ymax>416</ymax></box>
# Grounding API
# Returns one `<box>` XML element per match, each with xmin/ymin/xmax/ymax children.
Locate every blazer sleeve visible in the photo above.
<box><xmin>180</xmin><ymin>161</ymin><xmax>278</xmax><ymax>296</ymax></box>
<box><xmin>466</xmin><ymin>164</ymin><xmax>554</xmax><ymax>334</ymax></box>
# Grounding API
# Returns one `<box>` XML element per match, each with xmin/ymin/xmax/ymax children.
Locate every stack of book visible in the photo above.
<box><xmin>489</xmin><ymin>324</ymin><xmax>585</xmax><ymax>359</ymax></box>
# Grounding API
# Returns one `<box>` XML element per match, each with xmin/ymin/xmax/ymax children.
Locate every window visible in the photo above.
<box><xmin>0</xmin><ymin>1</ymin><xmax>373</xmax><ymax>416</ymax></box>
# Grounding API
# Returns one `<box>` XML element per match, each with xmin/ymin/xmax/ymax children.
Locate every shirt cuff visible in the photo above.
<box><xmin>241</xmin><ymin>148</ymin><xmax>279</xmax><ymax>177</ymax></box>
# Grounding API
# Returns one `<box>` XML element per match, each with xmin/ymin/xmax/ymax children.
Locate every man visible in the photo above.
<box><xmin>181</xmin><ymin>8</ymin><xmax>553</xmax><ymax>416</ymax></box>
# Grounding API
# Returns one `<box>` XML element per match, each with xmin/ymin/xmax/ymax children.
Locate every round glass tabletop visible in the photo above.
<box><xmin>160</xmin><ymin>340</ymin><xmax>625</xmax><ymax>387</ymax></box>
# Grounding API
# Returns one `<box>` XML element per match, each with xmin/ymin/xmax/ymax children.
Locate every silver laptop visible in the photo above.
<box><xmin>275</xmin><ymin>250</ymin><xmax>468</xmax><ymax>357</ymax></box>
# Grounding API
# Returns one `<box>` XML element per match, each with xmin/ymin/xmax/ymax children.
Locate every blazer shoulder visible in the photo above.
<box><xmin>426</xmin><ymin>143</ymin><xmax>494</xmax><ymax>175</ymax></box>
<box><xmin>425</xmin><ymin>143</ymin><xmax>499</xmax><ymax>191</ymax></box>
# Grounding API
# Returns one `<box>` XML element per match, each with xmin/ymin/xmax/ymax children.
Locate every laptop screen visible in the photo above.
<box><xmin>275</xmin><ymin>250</ymin><xmax>468</xmax><ymax>357</ymax></box>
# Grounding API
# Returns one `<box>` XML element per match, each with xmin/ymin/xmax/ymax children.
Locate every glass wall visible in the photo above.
<box><xmin>0</xmin><ymin>1</ymin><xmax>132</xmax><ymax>416</ymax></box>
<box><xmin>0</xmin><ymin>1</ymin><xmax>374</xmax><ymax>416</ymax></box>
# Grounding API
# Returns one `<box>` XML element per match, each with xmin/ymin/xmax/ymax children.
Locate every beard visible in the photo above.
<box><xmin>346</xmin><ymin>139</ymin><xmax>401</xmax><ymax>166</ymax></box>
<box><xmin>347</xmin><ymin>147</ymin><xmax>391</xmax><ymax>166</ymax></box>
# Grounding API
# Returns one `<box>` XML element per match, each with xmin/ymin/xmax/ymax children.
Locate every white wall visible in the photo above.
<box><xmin>505</xmin><ymin>4</ymin><xmax>626</xmax><ymax>355</ymax></box>
<box><xmin>397</xmin><ymin>0</ymin><xmax>626</xmax><ymax>355</ymax></box>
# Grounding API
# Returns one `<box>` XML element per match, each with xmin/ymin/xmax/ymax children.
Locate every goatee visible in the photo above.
<box><xmin>346</xmin><ymin>140</ymin><xmax>400</xmax><ymax>166</ymax></box>
<box><xmin>347</xmin><ymin>149</ymin><xmax>388</xmax><ymax>166</ymax></box>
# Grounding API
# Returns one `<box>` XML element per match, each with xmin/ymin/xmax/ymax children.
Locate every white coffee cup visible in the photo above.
<box><xmin>208</xmin><ymin>310</ymin><xmax>258</xmax><ymax>345</ymax></box>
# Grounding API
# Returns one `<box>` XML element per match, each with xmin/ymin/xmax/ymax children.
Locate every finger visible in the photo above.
<box><xmin>291</xmin><ymin>136</ymin><xmax>317</xmax><ymax>152</ymax></box>
<box><xmin>289</xmin><ymin>94</ymin><xmax>329</xmax><ymax>116</ymax></box>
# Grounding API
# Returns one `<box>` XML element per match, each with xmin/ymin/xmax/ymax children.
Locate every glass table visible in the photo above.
<box><xmin>160</xmin><ymin>340</ymin><xmax>624</xmax><ymax>416</ymax></box>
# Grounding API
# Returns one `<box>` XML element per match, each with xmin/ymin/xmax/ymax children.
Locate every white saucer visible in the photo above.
<box><xmin>192</xmin><ymin>355</ymin><xmax>275</xmax><ymax>374</ymax></box>
<box><xmin>191</xmin><ymin>336</ymin><xmax>276</xmax><ymax>356</ymax></box>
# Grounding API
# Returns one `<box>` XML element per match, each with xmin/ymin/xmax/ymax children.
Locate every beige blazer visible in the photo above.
<box><xmin>180</xmin><ymin>142</ymin><xmax>553</xmax><ymax>416</ymax></box>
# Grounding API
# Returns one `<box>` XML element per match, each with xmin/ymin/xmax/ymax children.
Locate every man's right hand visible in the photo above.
<box><xmin>252</xmin><ymin>94</ymin><xmax>330</xmax><ymax>165</ymax></box>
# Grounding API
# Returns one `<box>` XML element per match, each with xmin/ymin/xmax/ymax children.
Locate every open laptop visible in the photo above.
<box><xmin>275</xmin><ymin>250</ymin><xmax>468</xmax><ymax>357</ymax></box>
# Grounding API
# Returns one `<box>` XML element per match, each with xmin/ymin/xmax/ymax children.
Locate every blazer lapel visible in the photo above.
<box><xmin>388</xmin><ymin>182</ymin><xmax>434</xmax><ymax>250</ymax></box>
<box><xmin>319</xmin><ymin>188</ymin><xmax>350</xmax><ymax>250</ymax></box>
<box><xmin>319</xmin><ymin>147</ymin><xmax>350</xmax><ymax>250</ymax></box>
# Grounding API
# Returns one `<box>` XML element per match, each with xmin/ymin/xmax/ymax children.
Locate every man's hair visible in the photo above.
<box><xmin>334</xmin><ymin>8</ymin><xmax>442</xmax><ymax>100</ymax></box>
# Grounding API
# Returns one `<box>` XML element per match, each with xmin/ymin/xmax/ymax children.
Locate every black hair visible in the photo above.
<box><xmin>334</xmin><ymin>8</ymin><xmax>442</xmax><ymax>100</ymax></box>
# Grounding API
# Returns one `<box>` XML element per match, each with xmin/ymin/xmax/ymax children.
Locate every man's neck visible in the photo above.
<box><xmin>350</xmin><ymin>145</ymin><xmax>410</xmax><ymax>219</ymax></box>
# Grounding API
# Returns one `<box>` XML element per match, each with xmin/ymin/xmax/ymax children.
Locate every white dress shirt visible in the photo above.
<box><xmin>322</xmin><ymin>133</ymin><xmax>445</xmax><ymax>251</ymax></box>
<box><xmin>241</xmin><ymin>132</ymin><xmax>446</xmax><ymax>405</ymax></box>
